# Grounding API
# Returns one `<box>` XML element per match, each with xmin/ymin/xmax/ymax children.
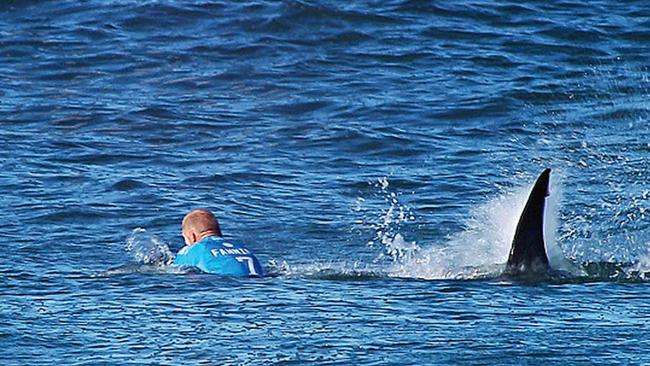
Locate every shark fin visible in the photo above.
<box><xmin>504</xmin><ymin>168</ymin><xmax>551</xmax><ymax>276</ymax></box>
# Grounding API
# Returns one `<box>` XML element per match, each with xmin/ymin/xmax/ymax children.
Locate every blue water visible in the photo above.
<box><xmin>2</xmin><ymin>1</ymin><xmax>650</xmax><ymax>364</ymax></box>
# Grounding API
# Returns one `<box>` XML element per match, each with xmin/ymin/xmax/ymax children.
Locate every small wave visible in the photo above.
<box><xmin>110</xmin><ymin>178</ymin><xmax>148</xmax><ymax>191</ymax></box>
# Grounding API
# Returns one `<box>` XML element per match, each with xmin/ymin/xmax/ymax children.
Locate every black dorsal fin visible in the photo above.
<box><xmin>504</xmin><ymin>168</ymin><xmax>551</xmax><ymax>276</ymax></box>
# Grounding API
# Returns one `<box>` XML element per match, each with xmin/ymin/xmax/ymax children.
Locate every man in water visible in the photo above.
<box><xmin>173</xmin><ymin>209</ymin><xmax>264</xmax><ymax>277</ymax></box>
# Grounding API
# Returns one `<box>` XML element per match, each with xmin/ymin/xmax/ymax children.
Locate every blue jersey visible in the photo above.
<box><xmin>173</xmin><ymin>236</ymin><xmax>264</xmax><ymax>277</ymax></box>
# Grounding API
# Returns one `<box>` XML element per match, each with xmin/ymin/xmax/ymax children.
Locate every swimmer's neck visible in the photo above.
<box><xmin>196</xmin><ymin>230</ymin><xmax>221</xmax><ymax>242</ymax></box>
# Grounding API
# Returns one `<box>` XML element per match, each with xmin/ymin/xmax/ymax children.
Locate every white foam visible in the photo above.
<box><xmin>124</xmin><ymin>227</ymin><xmax>174</xmax><ymax>265</ymax></box>
<box><xmin>629</xmin><ymin>242</ymin><xmax>650</xmax><ymax>279</ymax></box>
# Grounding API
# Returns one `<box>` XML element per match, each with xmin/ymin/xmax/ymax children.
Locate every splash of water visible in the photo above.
<box><xmin>364</xmin><ymin>177</ymin><xmax>418</xmax><ymax>262</ymax></box>
<box><xmin>278</xmin><ymin>176</ymin><xmax>420</xmax><ymax>280</ymax></box>
<box><xmin>628</xmin><ymin>243</ymin><xmax>650</xmax><ymax>280</ymax></box>
<box><xmin>528</xmin><ymin>63</ymin><xmax>650</xmax><ymax>266</ymax></box>
<box><xmin>124</xmin><ymin>227</ymin><xmax>174</xmax><ymax>266</ymax></box>
<box><xmin>388</xmin><ymin>173</ymin><xmax>571</xmax><ymax>280</ymax></box>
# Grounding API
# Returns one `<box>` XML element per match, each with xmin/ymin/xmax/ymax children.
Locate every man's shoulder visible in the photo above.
<box><xmin>175</xmin><ymin>240</ymin><xmax>211</xmax><ymax>260</ymax></box>
<box><xmin>177</xmin><ymin>245</ymin><xmax>193</xmax><ymax>256</ymax></box>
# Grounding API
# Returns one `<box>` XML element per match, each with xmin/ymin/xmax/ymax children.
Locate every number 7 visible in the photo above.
<box><xmin>235</xmin><ymin>256</ymin><xmax>258</xmax><ymax>276</ymax></box>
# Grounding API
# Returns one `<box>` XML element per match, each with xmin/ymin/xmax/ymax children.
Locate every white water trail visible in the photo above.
<box><xmin>270</xmin><ymin>259</ymin><xmax>383</xmax><ymax>279</ymax></box>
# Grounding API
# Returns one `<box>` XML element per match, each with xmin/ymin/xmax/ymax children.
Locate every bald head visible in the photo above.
<box><xmin>181</xmin><ymin>209</ymin><xmax>222</xmax><ymax>245</ymax></box>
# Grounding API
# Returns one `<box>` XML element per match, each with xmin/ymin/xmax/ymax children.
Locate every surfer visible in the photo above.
<box><xmin>173</xmin><ymin>209</ymin><xmax>264</xmax><ymax>277</ymax></box>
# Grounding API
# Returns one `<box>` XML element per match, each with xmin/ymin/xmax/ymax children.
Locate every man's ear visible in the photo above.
<box><xmin>191</xmin><ymin>232</ymin><xmax>198</xmax><ymax>244</ymax></box>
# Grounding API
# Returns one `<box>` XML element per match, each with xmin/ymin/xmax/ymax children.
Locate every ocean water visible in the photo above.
<box><xmin>2</xmin><ymin>1</ymin><xmax>650</xmax><ymax>364</ymax></box>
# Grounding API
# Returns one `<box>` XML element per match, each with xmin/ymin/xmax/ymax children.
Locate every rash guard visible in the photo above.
<box><xmin>173</xmin><ymin>236</ymin><xmax>264</xmax><ymax>277</ymax></box>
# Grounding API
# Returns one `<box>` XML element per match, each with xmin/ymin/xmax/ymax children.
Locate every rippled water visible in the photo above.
<box><xmin>2</xmin><ymin>1</ymin><xmax>650</xmax><ymax>364</ymax></box>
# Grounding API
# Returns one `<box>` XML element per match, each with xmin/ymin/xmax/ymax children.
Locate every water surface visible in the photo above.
<box><xmin>1</xmin><ymin>1</ymin><xmax>650</xmax><ymax>364</ymax></box>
